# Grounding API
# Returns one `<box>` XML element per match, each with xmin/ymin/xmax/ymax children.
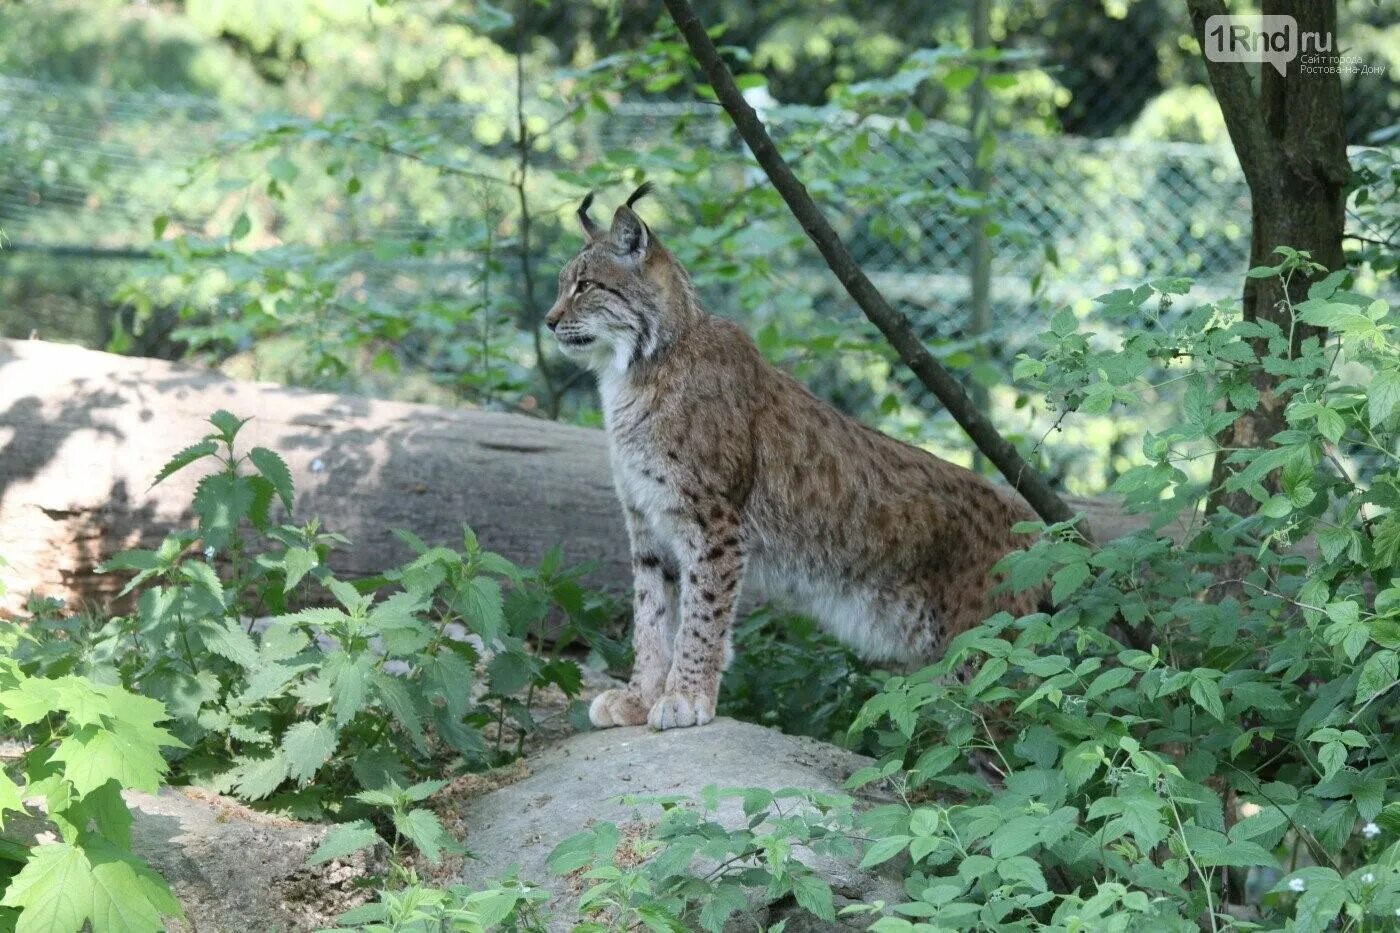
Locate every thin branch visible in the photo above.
<box><xmin>1183</xmin><ymin>0</ymin><xmax>1283</xmax><ymax>201</ymax></box>
<box><xmin>660</xmin><ymin>0</ymin><xmax>1078</xmax><ymax>529</ymax></box>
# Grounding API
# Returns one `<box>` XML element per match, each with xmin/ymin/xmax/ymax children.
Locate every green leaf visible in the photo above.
<box><xmin>0</xmin><ymin>842</ymin><xmax>91</xmax><ymax>932</ymax></box>
<box><xmin>0</xmin><ymin>838</ymin><xmax>180</xmax><ymax>933</ymax></box>
<box><xmin>1189</xmin><ymin>676</ymin><xmax>1225</xmax><ymax>720</ymax></box>
<box><xmin>989</xmin><ymin>815</ymin><xmax>1041</xmax><ymax>858</ymax></box>
<box><xmin>1085</xmin><ymin>667</ymin><xmax>1134</xmax><ymax>700</ymax></box>
<box><xmin>942</xmin><ymin>65</ymin><xmax>978</xmax><ymax>91</ymax></box>
<box><xmin>230</xmin><ymin>212</ymin><xmax>251</xmax><ymax>241</ymax></box>
<box><xmin>281</xmin><ymin>721</ymin><xmax>338</xmax><ymax>784</ymax></box>
<box><xmin>0</xmin><ymin>769</ymin><xmax>24</xmax><ymax>827</ymax></box>
<box><xmin>373</xmin><ymin>673</ymin><xmax>427</xmax><ymax>753</ymax></box>
<box><xmin>1355</xmin><ymin>650</ymin><xmax>1397</xmax><ymax>706</ymax></box>
<box><xmin>201</xmin><ymin>621</ymin><xmax>261</xmax><ymax>670</ymax></box>
<box><xmin>52</xmin><ymin>723</ymin><xmax>173</xmax><ymax>796</ymax></box>
<box><xmin>248</xmin><ymin>447</ymin><xmax>295</xmax><ymax>511</ymax></box>
<box><xmin>1371</xmin><ymin>370</ymin><xmax>1400</xmax><ymax>427</ymax></box>
<box><xmin>456</xmin><ymin>576</ymin><xmax>505</xmax><ymax>643</ymax></box>
<box><xmin>85</xmin><ymin>839</ymin><xmax>184</xmax><ymax>932</ymax></box>
<box><xmin>307</xmin><ymin>820</ymin><xmax>381</xmax><ymax>866</ymax></box>
<box><xmin>229</xmin><ymin>753</ymin><xmax>289</xmax><ymax>801</ymax></box>
<box><xmin>790</xmin><ymin>873</ymin><xmax>835</xmax><ymax>922</ymax></box>
<box><xmin>392</xmin><ymin>808</ymin><xmax>452</xmax><ymax>864</ymax></box>
<box><xmin>1050</xmin><ymin>562</ymin><xmax>1091</xmax><ymax>604</ymax></box>
<box><xmin>282</xmin><ymin>547</ymin><xmax>317</xmax><ymax>593</ymax></box>
<box><xmin>151</xmin><ymin>440</ymin><xmax>218</xmax><ymax>487</ymax></box>
<box><xmin>331</xmin><ymin>655</ymin><xmax>373</xmax><ymax>727</ymax></box>
<box><xmin>207</xmin><ymin>410</ymin><xmax>248</xmax><ymax>443</ymax></box>
<box><xmin>859</xmin><ymin>834</ymin><xmax>910</xmax><ymax>868</ymax></box>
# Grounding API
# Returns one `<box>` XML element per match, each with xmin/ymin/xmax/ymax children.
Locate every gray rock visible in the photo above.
<box><xmin>1</xmin><ymin>787</ymin><xmax>382</xmax><ymax>932</ymax></box>
<box><xmin>452</xmin><ymin>717</ymin><xmax>900</xmax><ymax>931</ymax></box>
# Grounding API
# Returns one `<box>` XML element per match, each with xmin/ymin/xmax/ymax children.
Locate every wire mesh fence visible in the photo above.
<box><xmin>0</xmin><ymin>3</ymin><xmax>1395</xmax><ymax>365</ymax></box>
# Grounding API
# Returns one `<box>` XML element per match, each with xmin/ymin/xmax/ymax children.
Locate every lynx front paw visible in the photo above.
<box><xmin>588</xmin><ymin>688</ymin><xmax>651</xmax><ymax>728</ymax></box>
<box><xmin>647</xmin><ymin>691</ymin><xmax>715</xmax><ymax>730</ymax></box>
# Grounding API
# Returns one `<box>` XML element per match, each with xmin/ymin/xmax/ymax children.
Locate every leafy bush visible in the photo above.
<box><xmin>19</xmin><ymin>412</ymin><xmax>624</xmax><ymax>838</ymax></box>
<box><xmin>0</xmin><ymin>621</ymin><xmax>183</xmax><ymax>933</ymax></box>
<box><xmin>721</xmin><ymin>608</ymin><xmax>883</xmax><ymax>748</ymax></box>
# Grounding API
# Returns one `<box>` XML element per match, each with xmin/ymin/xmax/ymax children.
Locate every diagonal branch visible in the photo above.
<box><xmin>661</xmin><ymin>0</ymin><xmax>1078</xmax><ymax>528</ymax></box>
<box><xmin>1184</xmin><ymin>0</ymin><xmax>1283</xmax><ymax>200</ymax></box>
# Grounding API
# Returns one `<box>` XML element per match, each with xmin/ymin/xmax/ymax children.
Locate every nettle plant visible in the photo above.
<box><xmin>837</xmin><ymin>251</ymin><xmax>1399</xmax><ymax>930</ymax></box>
<box><xmin>21</xmin><ymin>412</ymin><xmax>620</xmax><ymax>839</ymax></box>
<box><xmin>0</xmin><ymin>621</ymin><xmax>183</xmax><ymax>933</ymax></box>
<box><xmin>538</xmin><ymin>252</ymin><xmax>1399</xmax><ymax>932</ymax></box>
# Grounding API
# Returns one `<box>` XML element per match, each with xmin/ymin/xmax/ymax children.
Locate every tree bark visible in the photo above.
<box><xmin>1187</xmin><ymin>0</ymin><xmax>1349</xmax><ymax>516</ymax></box>
<box><xmin>661</xmin><ymin>0</ymin><xmax>1079</xmax><ymax>531</ymax></box>
<box><xmin>0</xmin><ymin>339</ymin><xmax>1147</xmax><ymax>617</ymax></box>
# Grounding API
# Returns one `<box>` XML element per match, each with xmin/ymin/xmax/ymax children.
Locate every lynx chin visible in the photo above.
<box><xmin>546</xmin><ymin>184</ymin><xmax>1040</xmax><ymax>731</ymax></box>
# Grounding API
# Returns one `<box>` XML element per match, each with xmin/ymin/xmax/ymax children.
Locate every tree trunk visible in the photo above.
<box><xmin>1188</xmin><ymin>0</ymin><xmax>1349</xmax><ymax>516</ymax></box>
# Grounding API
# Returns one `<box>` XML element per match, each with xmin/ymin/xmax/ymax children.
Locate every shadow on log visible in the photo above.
<box><xmin>0</xmin><ymin>338</ymin><xmax>1156</xmax><ymax>617</ymax></box>
<box><xmin>0</xmin><ymin>339</ymin><xmax>629</xmax><ymax>614</ymax></box>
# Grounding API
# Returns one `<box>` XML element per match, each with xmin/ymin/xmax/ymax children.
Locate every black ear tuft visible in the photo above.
<box><xmin>577</xmin><ymin>191</ymin><xmax>603</xmax><ymax>240</ymax></box>
<box><xmin>625</xmin><ymin>181</ymin><xmax>655</xmax><ymax>210</ymax></box>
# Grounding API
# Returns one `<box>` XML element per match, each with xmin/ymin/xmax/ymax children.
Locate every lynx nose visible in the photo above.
<box><xmin>545</xmin><ymin>302</ymin><xmax>564</xmax><ymax>332</ymax></box>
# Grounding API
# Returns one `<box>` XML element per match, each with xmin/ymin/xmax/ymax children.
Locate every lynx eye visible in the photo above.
<box><xmin>575</xmin><ymin>279</ymin><xmax>598</xmax><ymax>295</ymax></box>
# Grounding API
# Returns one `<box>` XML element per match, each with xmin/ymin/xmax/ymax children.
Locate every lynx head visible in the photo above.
<box><xmin>546</xmin><ymin>183</ymin><xmax>695</xmax><ymax>372</ymax></box>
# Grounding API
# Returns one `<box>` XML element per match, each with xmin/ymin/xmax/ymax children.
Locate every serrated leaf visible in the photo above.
<box><xmin>307</xmin><ymin>820</ymin><xmax>381</xmax><ymax>866</ymax></box>
<box><xmin>790</xmin><ymin>872</ymin><xmax>835</xmax><ymax>922</ymax></box>
<box><xmin>0</xmin><ymin>842</ymin><xmax>91</xmax><ymax>932</ymax></box>
<box><xmin>248</xmin><ymin>447</ymin><xmax>295</xmax><ymax>511</ymax></box>
<box><xmin>392</xmin><ymin>808</ymin><xmax>451</xmax><ymax>863</ymax></box>
<box><xmin>859</xmin><ymin>834</ymin><xmax>910</xmax><ymax>868</ymax></box>
<box><xmin>282</xmin><ymin>721</ymin><xmax>338</xmax><ymax>784</ymax></box>
<box><xmin>201</xmin><ymin>621</ymin><xmax>261</xmax><ymax>669</ymax></box>
<box><xmin>1370</xmin><ymin>370</ymin><xmax>1400</xmax><ymax>427</ymax></box>
<box><xmin>52</xmin><ymin>723</ymin><xmax>173</xmax><ymax>796</ymax></box>
<box><xmin>374</xmin><ymin>672</ymin><xmax>427</xmax><ymax>752</ymax></box>
<box><xmin>229</xmin><ymin>753</ymin><xmax>289</xmax><ymax>801</ymax></box>
<box><xmin>1355</xmin><ymin>650</ymin><xmax>1397</xmax><ymax>707</ymax></box>
<box><xmin>456</xmin><ymin>576</ymin><xmax>505</xmax><ymax>644</ymax></box>
<box><xmin>282</xmin><ymin>547</ymin><xmax>317</xmax><ymax>593</ymax></box>
<box><xmin>151</xmin><ymin>440</ymin><xmax>218</xmax><ymax>487</ymax></box>
<box><xmin>0</xmin><ymin>769</ymin><xmax>24</xmax><ymax>827</ymax></box>
<box><xmin>331</xmin><ymin>654</ymin><xmax>373</xmax><ymax>727</ymax></box>
<box><xmin>207</xmin><ymin>410</ymin><xmax>248</xmax><ymax>443</ymax></box>
<box><xmin>1189</xmin><ymin>677</ymin><xmax>1225</xmax><ymax>720</ymax></box>
<box><xmin>1050</xmin><ymin>562</ymin><xmax>1091</xmax><ymax>604</ymax></box>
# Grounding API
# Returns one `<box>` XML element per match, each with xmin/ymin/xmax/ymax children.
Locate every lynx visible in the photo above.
<box><xmin>545</xmin><ymin>185</ymin><xmax>1039</xmax><ymax>730</ymax></box>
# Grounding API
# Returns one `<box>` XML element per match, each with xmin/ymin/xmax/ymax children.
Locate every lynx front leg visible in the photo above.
<box><xmin>590</xmin><ymin>511</ymin><xmax>678</xmax><ymax>728</ymax></box>
<box><xmin>649</xmin><ymin>502</ymin><xmax>745</xmax><ymax>730</ymax></box>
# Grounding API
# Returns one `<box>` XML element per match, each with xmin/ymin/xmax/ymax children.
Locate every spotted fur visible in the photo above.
<box><xmin>545</xmin><ymin>187</ymin><xmax>1039</xmax><ymax>730</ymax></box>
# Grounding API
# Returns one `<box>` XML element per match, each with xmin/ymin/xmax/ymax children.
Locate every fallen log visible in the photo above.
<box><xmin>0</xmin><ymin>338</ymin><xmax>629</xmax><ymax>615</ymax></box>
<box><xmin>0</xmin><ymin>338</ymin><xmax>1154</xmax><ymax>617</ymax></box>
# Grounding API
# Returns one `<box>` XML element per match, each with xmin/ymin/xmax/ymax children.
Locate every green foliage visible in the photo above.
<box><xmin>830</xmin><ymin>255</ymin><xmax>1400</xmax><ymax>930</ymax></box>
<box><xmin>329</xmin><ymin>873</ymin><xmax>548</xmax><ymax>933</ymax></box>
<box><xmin>546</xmin><ymin>787</ymin><xmax>855</xmax><ymax>932</ymax></box>
<box><xmin>0</xmin><ymin>622</ymin><xmax>183</xmax><ymax>932</ymax></box>
<box><xmin>20</xmin><ymin>411</ymin><xmax>623</xmax><ymax>844</ymax></box>
<box><xmin>720</xmin><ymin>608</ymin><xmax>882</xmax><ymax>748</ymax></box>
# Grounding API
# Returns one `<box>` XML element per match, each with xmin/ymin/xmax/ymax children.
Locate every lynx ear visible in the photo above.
<box><xmin>608</xmin><ymin>205</ymin><xmax>650</xmax><ymax>259</ymax></box>
<box><xmin>577</xmin><ymin>191</ymin><xmax>603</xmax><ymax>241</ymax></box>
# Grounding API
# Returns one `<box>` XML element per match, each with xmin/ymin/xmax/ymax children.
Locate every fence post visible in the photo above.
<box><xmin>968</xmin><ymin>0</ymin><xmax>994</xmax><ymax>472</ymax></box>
